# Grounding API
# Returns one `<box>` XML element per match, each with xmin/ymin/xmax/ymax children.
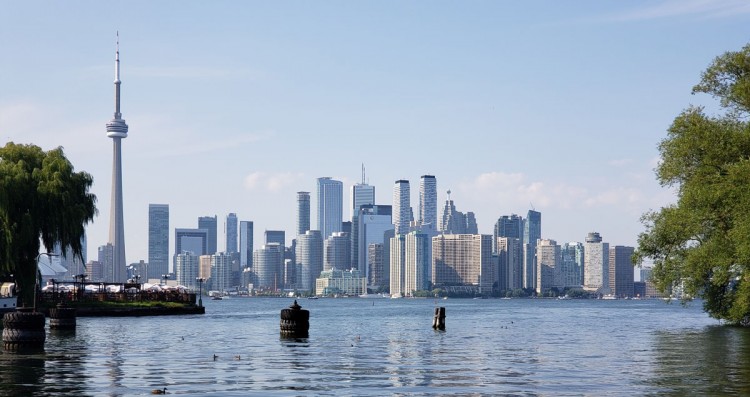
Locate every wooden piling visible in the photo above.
<box><xmin>432</xmin><ymin>306</ymin><xmax>445</xmax><ymax>330</ymax></box>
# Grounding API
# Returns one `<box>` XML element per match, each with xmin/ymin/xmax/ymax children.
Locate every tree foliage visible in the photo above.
<box><xmin>635</xmin><ymin>43</ymin><xmax>750</xmax><ymax>325</ymax></box>
<box><xmin>0</xmin><ymin>143</ymin><xmax>96</xmax><ymax>307</ymax></box>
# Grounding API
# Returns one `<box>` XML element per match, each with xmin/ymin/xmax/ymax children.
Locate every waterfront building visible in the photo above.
<box><xmin>583</xmin><ymin>232</ymin><xmax>610</xmax><ymax>294</ymax></box>
<box><xmin>536</xmin><ymin>239</ymin><xmax>561</xmax><ymax>295</ymax></box>
<box><xmin>350</xmin><ymin>177</ymin><xmax>375</xmax><ymax>271</ymax></box>
<box><xmin>315</xmin><ymin>268</ymin><xmax>367</xmax><ymax>296</ymax></box>
<box><xmin>357</xmin><ymin>205</ymin><xmax>394</xmax><ymax>283</ymax></box>
<box><xmin>86</xmin><ymin>260</ymin><xmax>103</xmax><ymax>281</ymax></box>
<box><xmin>609</xmin><ymin>246</ymin><xmax>635</xmax><ymax>298</ymax></box>
<box><xmin>210</xmin><ymin>252</ymin><xmax>233</xmax><ymax>293</ymax></box>
<box><xmin>175</xmin><ymin>251</ymin><xmax>199</xmax><ymax>290</ymax></box>
<box><xmin>324</xmin><ymin>232</ymin><xmax>350</xmax><ymax>271</ymax></box>
<box><xmin>105</xmin><ymin>35</ymin><xmax>129</xmax><ymax>284</ymax></box>
<box><xmin>199</xmin><ymin>255</ymin><xmax>212</xmax><ymax>281</ymax></box>
<box><xmin>253</xmin><ymin>244</ymin><xmax>282</xmax><ymax>290</ymax></box>
<box><xmin>523</xmin><ymin>210</ymin><xmax>541</xmax><ymax>290</ymax></box>
<box><xmin>239</xmin><ymin>221</ymin><xmax>253</xmax><ymax>268</ymax></box>
<box><xmin>561</xmin><ymin>242</ymin><xmax>585</xmax><ymax>287</ymax></box>
<box><xmin>128</xmin><ymin>260</ymin><xmax>147</xmax><ymax>282</ymax></box>
<box><xmin>389</xmin><ymin>235</ymin><xmax>406</xmax><ymax>297</ymax></box>
<box><xmin>98</xmin><ymin>243</ymin><xmax>114</xmax><ymax>282</ymax></box>
<box><xmin>367</xmin><ymin>243</ymin><xmax>385</xmax><ymax>287</ymax></box>
<box><xmin>296</xmin><ymin>230</ymin><xmax>323</xmax><ymax>292</ymax></box>
<box><xmin>148</xmin><ymin>204</ymin><xmax>169</xmax><ymax>279</ymax></box>
<box><xmin>405</xmin><ymin>231</ymin><xmax>431</xmax><ymax>295</ymax></box>
<box><xmin>317</xmin><ymin>177</ymin><xmax>343</xmax><ymax>239</ymax></box>
<box><xmin>225</xmin><ymin>213</ymin><xmax>238</xmax><ymax>254</ymax></box>
<box><xmin>432</xmin><ymin>234</ymin><xmax>493</xmax><ymax>294</ymax></box>
<box><xmin>419</xmin><ymin>175</ymin><xmax>437</xmax><ymax>228</ymax></box>
<box><xmin>393</xmin><ymin>180</ymin><xmax>411</xmax><ymax>235</ymax></box>
<box><xmin>198</xmin><ymin>216</ymin><xmax>218</xmax><ymax>255</ymax></box>
<box><xmin>497</xmin><ymin>237</ymin><xmax>523</xmax><ymax>291</ymax></box>
<box><xmin>297</xmin><ymin>191</ymin><xmax>311</xmax><ymax>236</ymax></box>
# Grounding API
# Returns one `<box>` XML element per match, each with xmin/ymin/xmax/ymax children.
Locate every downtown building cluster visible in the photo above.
<box><xmin>76</xmin><ymin>172</ymin><xmax>654</xmax><ymax>299</ymax></box>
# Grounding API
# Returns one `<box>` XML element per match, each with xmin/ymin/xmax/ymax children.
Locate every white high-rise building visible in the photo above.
<box><xmin>497</xmin><ymin>237</ymin><xmax>523</xmax><ymax>291</ymax></box>
<box><xmin>254</xmin><ymin>244</ymin><xmax>282</xmax><ymax>290</ymax></box>
<box><xmin>419</xmin><ymin>175</ymin><xmax>437</xmax><ymax>228</ymax></box>
<box><xmin>389</xmin><ymin>235</ymin><xmax>406</xmax><ymax>297</ymax></box>
<box><xmin>324</xmin><ymin>232</ymin><xmax>350</xmax><ymax>271</ymax></box>
<box><xmin>210</xmin><ymin>252</ymin><xmax>233</xmax><ymax>293</ymax></box>
<box><xmin>175</xmin><ymin>252</ymin><xmax>199</xmax><ymax>290</ymax></box>
<box><xmin>583</xmin><ymin>232</ymin><xmax>610</xmax><ymax>294</ymax></box>
<box><xmin>393</xmin><ymin>180</ymin><xmax>411</xmax><ymax>235</ymax></box>
<box><xmin>350</xmin><ymin>175</ymin><xmax>375</xmax><ymax>270</ymax></box>
<box><xmin>317</xmin><ymin>177</ymin><xmax>343</xmax><ymax>239</ymax></box>
<box><xmin>296</xmin><ymin>230</ymin><xmax>323</xmax><ymax>292</ymax></box>
<box><xmin>404</xmin><ymin>231</ymin><xmax>431</xmax><ymax>295</ymax></box>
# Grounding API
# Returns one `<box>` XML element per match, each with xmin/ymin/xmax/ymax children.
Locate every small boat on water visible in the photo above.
<box><xmin>0</xmin><ymin>282</ymin><xmax>17</xmax><ymax>314</ymax></box>
<box><xmin>307</xmin><ymin>296</ymin><xmax>319</xmax><ymax>300</ymax></box>
<box><xmin>211</xmin><ymin>296</ymin><xmax>223</xmax><ymax>300</ymax></box>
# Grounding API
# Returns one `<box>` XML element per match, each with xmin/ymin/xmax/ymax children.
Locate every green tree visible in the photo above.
<box><xmin>0</xmin><ymin>143</ymin><xmax>96</xmax><ymax>307</ymax></box>
<box><xmin>634</xmin><ymin>43</ymin><xmax>750</xmax><ymax>325</ymax></box>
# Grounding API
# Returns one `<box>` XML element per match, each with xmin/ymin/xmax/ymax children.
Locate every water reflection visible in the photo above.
<box><xmin>648</xmin><ymin>325</ymin><xmax>750</xmax><ymax>395</ymax></box>
<box><xmin>0</xmin><ymin>353</ymin><xmax>45</xmax><ymax>395</ymax></box>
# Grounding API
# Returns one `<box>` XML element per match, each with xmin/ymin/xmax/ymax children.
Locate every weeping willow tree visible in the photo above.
<box><xmin>635</xmin><ymin>43</ymin><xmax>750</xmax><ymax>325</ymax></box>
<box><xmin>0</xmin><ymin>142</ymin><xmax>97</xmax><ymax>307</ymax></box>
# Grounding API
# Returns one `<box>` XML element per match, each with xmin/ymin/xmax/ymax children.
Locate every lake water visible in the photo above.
<box><xmin>1</xmin><ymin>297</ymin><xmax>749</xmax><ymax>396</ymax></box>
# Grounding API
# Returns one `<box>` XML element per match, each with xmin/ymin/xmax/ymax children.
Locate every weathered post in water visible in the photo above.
<box><xmin>432</xmin><ymin>307</ymin><xmax>446</xmax><ymax>330</ymax></box>
<box><xmin>2</xmin><ymin>308</ymin><xmax>46</xmax><ymax>352</ymax></box>
<box><xmin>48</xmin><ymin>303</ymin><xmax>77</xmax><ymax>330</ymax></box>
<box><xmin>280</xmin><ymin>300</ymin><xmax>309</xmax><ymax>338</ymax></box>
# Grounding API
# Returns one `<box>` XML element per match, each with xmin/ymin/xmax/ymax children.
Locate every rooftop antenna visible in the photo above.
<box><xmin>361</xmin><ymin>163</ymin><xmax>366</xmax><ymax>185</ymax></box>
<box><xmin>447</xmin><ymin>189</ymin><xmax>452</xmax><ymax>201</ymax></box>
<box><xmin>530</xmin><ymin>202</ymin><xmax>535</xmax><ymax>211</ymax></box>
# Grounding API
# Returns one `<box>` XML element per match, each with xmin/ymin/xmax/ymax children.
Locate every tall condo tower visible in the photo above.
<box><xmin>350</xmin><ymin>165</ymin><xmax>375</xmax><ymax>270</ymax></box>
<box><xmin>148</xmin><ymin>204</ymin><xmax>169</xmax><ymax>279</ymax></box>
<box><xmin>105</xmin><ymin>33</ymin><xmax>128</xmax><ymax>283</ymax></box>
<box><xmin>297</xmin><ymin>192</ymin><xmax>311</xmax><ymax>236</ymax></box>
<box><xmin>393</xmin><ymin>180</ymin><xmax>411</xmax><ymax>235</ymax></box>
<box><xmin>317</xmin><ymin>177</ymin><xmax>343</xmax><ymax>239</ymax></box>
<box><xmin>419</xmin><ymin>175</ymin><xmax>437</xmax><ymax>228</ymax></box>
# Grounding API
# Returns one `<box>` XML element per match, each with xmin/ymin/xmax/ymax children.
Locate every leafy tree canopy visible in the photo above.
<box><xmin>635</xmin><ymin>43</ymin><xmax>750</xmax><ymax>325</ymax></box>
<box><xmin>0</xmin><ymin>143</ymin><xmax>96</xmax><ymax>307</ymax></box>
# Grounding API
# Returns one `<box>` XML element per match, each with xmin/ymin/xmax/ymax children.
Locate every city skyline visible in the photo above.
<box><xmin>2</xmin><ymin>2</ymin><xmax>749</xmax><ymax>264</ymax></box>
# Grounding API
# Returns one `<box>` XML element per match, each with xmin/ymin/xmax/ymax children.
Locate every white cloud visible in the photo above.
<box><xmin>244</xmin><ymin>171</ymin><xmax>304</xmax><ymax>192</ymax></box>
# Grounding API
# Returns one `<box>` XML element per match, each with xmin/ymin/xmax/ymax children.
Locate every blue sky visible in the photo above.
<box><xmin>1</xmin><ymin>1</ymin><xmax>749</xmax><ymax>265</ymax></box>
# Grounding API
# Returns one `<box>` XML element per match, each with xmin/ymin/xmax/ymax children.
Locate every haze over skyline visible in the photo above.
<box><xmin>2</xmin><ymin>1</ymin><xmax>749</xmax><ymax>264</ymax></box>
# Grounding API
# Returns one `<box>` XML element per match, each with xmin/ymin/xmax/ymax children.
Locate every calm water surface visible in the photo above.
<box><xmin>2</xmin><ymin>297</ymin><xmax>749</xmax><ymax>396</ymax></box>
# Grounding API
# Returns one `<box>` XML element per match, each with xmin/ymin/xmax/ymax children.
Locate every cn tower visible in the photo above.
<box><xmin>105</xmin><ymin>32</ymin><xmax>128</xmax><ymax>283</ymax></box>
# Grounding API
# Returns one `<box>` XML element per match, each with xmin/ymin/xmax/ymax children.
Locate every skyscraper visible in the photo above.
<box><xmin>317</xmin><ymin>177</ymin><xmax>343</xmax><ymax>239</ymax></box>
<box><xmin>175</xmin><ymin>252</ymin><xmax>199</xmax><ymax>290</ymax></box>
<box><xmin>239</xmin><ymin>221</ymin><xmax>253</xmax><ymax>268</ymax></box>
<box><xmin>389</xmin><ymin>234</ymin><xmax>406</xmax><ymax>297</ymax></box>
<box><xmin>198</xmin><ymin>216</ymin><xmax>218</xmax><ymax>255</ymax></box>
<box><xmin>357</xmin><ymin>205</ymin><xmax>393</xmax><ymax>282</ymax></box>
<box><xmin>105</xmin><ymin>33</ymin><xmax>128</xmax><ymax>283</ymax></box>
<box><xmin>350</xmin><ymin>170</ymin><xmax>375</xmax><ymax>270</ymax></box>
<box><xmin>584</xmin><ymin>232</ymin><xmax>610</xmax><ymax>294</ymax></box>
<box><xmin>324</xmin><ymin>232</ymin><xmax>350</xmax><ymax>271</ymax></box>
<box><xmin>296</xmin><ymin>230</ymin><xmax>323</xmax><ymax>292</ymax></box>
<box><xmin>254</xmin><ymin>244</ymin><xmax>282</xmax><ymax>290</ymax></box>
<box><xmin>497</xmin><ymin>237</ymin><xmax>523</xmax><ymax>291</ymax></box>
<box><xmin>609</xmin><ymin>246</ymin><xmax>635</xmax><ymax>298</ymax></box>
<box><xmin>404</xmin><ymin>231</ymin><xmax>431</xmax><ymax>295</ymax></box>
<box><xmin>297</xmin><ymin>191</ymin><xmax>311</xmax><ymax>236</ymax></box>
<box><xmin>393</xmin><ymin>180</ymin><xmax>411</xmax><ymax>235</ymax></box>
<box><xmin>174</xmin><ymin>228</ymin><xmax>208</xmax><ymax>256</ymax></box>
<box><xmin>226</xmin><ymin>213</ymin><xmax>238</xmax><ymax>254</ymax></box>
<box><xmin>523</xmin><ymin>210</ymin><xmax>541</xmax><ymax>290</ymax></box>
<box><xmin>494</xmin><ymin>214</ymin><xmax>524</xmax><ymax>253</ymax></box>
<box><xmin>148</xmin><ymin>204</ymin><xmax>169</xmax><ymax>280</ymax></box>
<box><xmin>265</xmin><ymin>230</ymin><xmax>285</xmax><ymax>246</ymax></box>
<box><xmin>419</xmin><ymin>175</ymin><xmax>437</xmax><ymax>228</ymax></box>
